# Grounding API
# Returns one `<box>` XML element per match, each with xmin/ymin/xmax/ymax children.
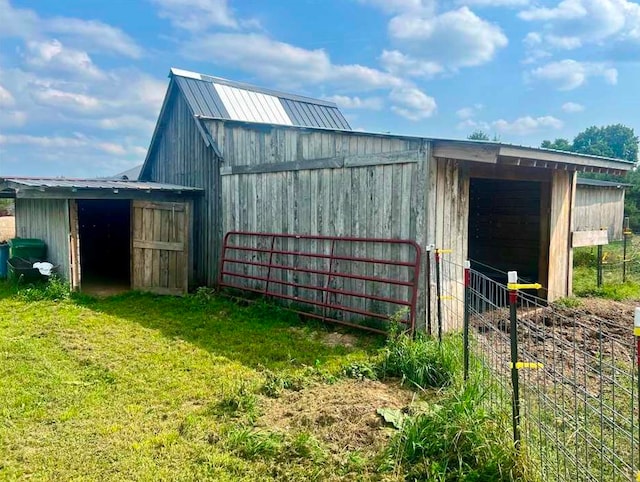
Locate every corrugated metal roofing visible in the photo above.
<box><xmin>576</xmin><ymin>178</ymin><xmax>631</xmax><ymax>188</ymax></box>
<box><xmin>170</xmin><ymin>68</ymin><xmax>351</xmax><ymax>130</ymax></box>
<box><xmin>1</xmin><ymin>178</ymin><xmax>203</xmax><ymax>192</ymax></box>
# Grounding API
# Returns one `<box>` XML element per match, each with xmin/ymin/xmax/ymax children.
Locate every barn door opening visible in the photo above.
<box><xmin>132</xmin><ymin>201</ymin><xmax>189</xmax><ymax>295</ymax></box>
<box><xmin>468</xmin><ymin>178</ymin><xmax>548</xmax><ymax>289</ymax></box>
<box><xmin>76</xmin><ymin>199</ymin><xmax>131</xmax><ymax>295</ymax></box>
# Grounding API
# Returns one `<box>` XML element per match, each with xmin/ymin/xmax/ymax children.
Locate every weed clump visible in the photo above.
<box><xmin>17</xmin><ymin>276</ymin><xmax>70</xmax><ymax>302</ymax></box>
<box><xmin>379</xmin><ymin>326</ymin><xmax>457</xmax><ymax>390</ymax></box>
<box><xmin>384</xmin><ymin>383</ymin><xmax>520</xmax><ymax>481</ymax></box>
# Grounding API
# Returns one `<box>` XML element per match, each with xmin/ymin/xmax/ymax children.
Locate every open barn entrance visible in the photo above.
<box><xmin>468</xmin><ymin>178</ymin><xmax>546</xmax><ymax>287</ymax></box>
<box><xmin>77</xmin><ymin>199</ymin><xmax>131</xmax><ymax>295</ymax></box>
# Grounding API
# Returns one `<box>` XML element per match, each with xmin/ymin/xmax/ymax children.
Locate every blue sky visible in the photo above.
<box><xmin>0</xmin><ymin>0</ymin><xmax>638</xmax><ymax>177</ymax></box>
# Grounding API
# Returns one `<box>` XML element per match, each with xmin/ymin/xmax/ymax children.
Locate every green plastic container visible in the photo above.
<box><xmin>0</xmin><ymin>243</ymin><xmax>8</xmax><ymax>279</ymax></box>
<box><xmin>8</xmin><ymin>238</ymin><xmax>46</xmax><ymax>261</ymax></box>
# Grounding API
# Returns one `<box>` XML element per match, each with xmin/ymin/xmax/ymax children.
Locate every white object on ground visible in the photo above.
<box><xmin>33</xmin><ymin>262</ymin><xmax>54</xmax><ymax>276</ymax></box>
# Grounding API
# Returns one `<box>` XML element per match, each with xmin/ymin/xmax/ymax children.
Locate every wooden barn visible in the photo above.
<box><xmin>574</xmin><ymin>178</ymin><xmax>628</xmax><ymax>241</ymax></box>
<box><xmin>0</xmin><ymin>178</ymin><xmax>201</xmax><ymax>296</ymax></box>
<box><xmin>4</xmin><ymin>68</ymin><xmax>634</xmax><ymax>331</ymax></box>
<box><xmin>136</xmin><ymin>68</ymin><xmax>632</xmax><ymax>330</ymax></box>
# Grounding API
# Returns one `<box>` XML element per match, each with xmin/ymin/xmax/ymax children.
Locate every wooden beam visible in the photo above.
<box><xmin>572</xmin><ymin>230</ymin><xmax>609</xmax><ymax>248</ymax></box>
<box><xmin>133</xmin><ymin>240</ymin><xmax>184</xmax><ymax>251</ymax></box>
<box><xmin>432</xmin><ymin>141</ymin><xmax>498</xmax><ymax>164</ymax></box>
<box><xmin>343</xmin><ymin>149</ymin><xmax>421</xmax><ymax>167</ymax></box>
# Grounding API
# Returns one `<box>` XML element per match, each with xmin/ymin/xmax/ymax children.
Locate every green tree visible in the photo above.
<box><xmin>572</xmin><ymin>124</ymin><xmax>638</xmax><ymax>163</ymax></box>
<box><xmin>468</xmin><ymin>130</ymin><xmax>490</xmax><ymax>141</ymax></box>
<box><xmin>541</xmin><ymin>138</ymin><xmax>572</xmax><ymax>151</ymax></box>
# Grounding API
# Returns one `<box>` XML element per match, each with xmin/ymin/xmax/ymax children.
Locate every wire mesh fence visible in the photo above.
<box><xmin>434</xmin><ymin>250</ymin><xmax>639</xmax><ymax>481</ymax></box>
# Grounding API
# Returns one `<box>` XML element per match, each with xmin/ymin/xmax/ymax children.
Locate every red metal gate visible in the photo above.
<box><xmin>218</xmin><ymin>231</ymin><xmax>421</xmax><ymax>334</ymax></box>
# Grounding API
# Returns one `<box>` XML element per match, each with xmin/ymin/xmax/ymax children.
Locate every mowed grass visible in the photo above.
<box><xmin>0</xmin><ymin>284</ymin><xmax>384</xmax><ymax>480</ymax></box>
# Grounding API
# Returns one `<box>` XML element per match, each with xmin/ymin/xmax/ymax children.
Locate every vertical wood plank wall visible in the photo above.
<box><xmin>15</xmin><ymin>199</ymin><xmax>71</xmax><ymax>280</ymax></box>
<box><xmin>548</xmin><ymin>170</ymin><xmax>575</xmax><ymax>301</ymax></box>
<box><xmin>574</xmin><ymin>186</ymin><xmax>625</xmax><ymax>241</ymax></box>
<box><xmin>428</xmin><ymin>158</ymin><xmax>470</xmax><ymax>332</ymax></box>
<box><xmin>214</xmin><ymin>123</ymin><xmax>430</xmax><ymax>329</ymax></box>
<box><xmin>142</xmin><ymin>87</ymin><xmax>219</xmax><ymax>286</ymax></box>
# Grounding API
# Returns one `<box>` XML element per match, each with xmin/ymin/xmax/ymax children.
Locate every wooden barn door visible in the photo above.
<box><xmin>132</xmin><ymin>201</ymin><xmax>189</xmax><ymax>295</ymax></box>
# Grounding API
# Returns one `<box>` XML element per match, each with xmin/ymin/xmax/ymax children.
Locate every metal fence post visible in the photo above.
<box><xmin>597</xmin><ymin>245</ymin><xmax>603</xmax><ymax>288</ymax></box>
<box><xmin>426</xmin><ymin>245</ymin><xmax>433</xmax><ymax>337</ymax></box>
<box><xmin>624</xmin><ymin>217</ymin><xmax>631</xmax><ymax>283</ymax></box>
<box><xmin>463</xmin><ymin>260</ymin><xmax>471</xmax><ymax>382</ymax></box>
<box><xmin>435</xmin><ymin>249</ymin><xmax>443</xmax><ymax>345</ymax></box>
<box><xmin>635</xmin><ymin>307</ymin><xmax>640</xmax><ymax>479</ymax></box>
<box><xmin>508</xmin><ymin>270</ymin><xmax>521</xmax><ymax>450</ymax></box>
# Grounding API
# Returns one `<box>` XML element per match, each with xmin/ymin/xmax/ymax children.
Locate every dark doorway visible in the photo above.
<box><xmin>468</xmin><ymin>179</ymin><xmax>543</xmax><ymax>283</ymax></box>
<box><xmin>77</xmin><ymin>199</ymin><xmax>131</xmax><ymax>293</ymax></box>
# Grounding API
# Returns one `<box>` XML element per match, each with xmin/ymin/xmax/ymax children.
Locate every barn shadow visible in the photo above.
<box><xmin>72</xmin><ymin>291</ymin><xmax>383</xmax><ymax>371</ymax></box>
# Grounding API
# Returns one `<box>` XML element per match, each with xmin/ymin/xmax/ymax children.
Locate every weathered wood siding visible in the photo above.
<box><xmin>214</xmin><ymin>122</ymin><xmax>430</xmax><ymax>329</ymax></box>
<box><xmin>15</xmin><ymin>199</ymin><xmax>70</xmax><ymax>280</ymax></box>
<box><xmin>574</xmin><ymin>185</ymin><xmax>625</xmax><ymax>241</ymax></box>
<box><xmin>141</xmin><ymin>86</ymin><xmax>219</xmax><ymax>285</ymax></box>
<box><xmin>548</xmin><ymin>170</ymin><xmax>576</xmax><ymax>300</ymax></box>
<box><xmin>428</xmin><ymin>158</ymin><xmax>470</xmax><ymax>332</ymax></box>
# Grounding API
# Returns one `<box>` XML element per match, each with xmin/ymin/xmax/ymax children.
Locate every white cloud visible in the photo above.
<box><xmin>519</xmin><ymin>0</ymin><xmax>640</xmax><ymax>55</ymax></box>
<box><xmin>456</xmin><ymin>104</ymin><xmax>483</xmax><ymax>119</ymax></box>
<box><xmin>24</xmin><ymin>39</ymin><xmax>104</xmax><ymax>79</ymax></box>
<box><xmin>150</xmin><ymin>0</ymin><xmax>238</xmax><ymax>31</ymax></box>
<box><xmin>389</xmin><ymin>86</ymin><xmax>437</xmax><ymax>120</ymax></box>
<box><xmin>31</xmin><ymin>88</ymin><xmax>102</xmax><ymax>112</ymax></box>
<box><xmin>358</xmin><ymin>0</ymin><xmax>434</xmax><ymax>14</ymax></box>
<box><xmin>0</xmin><ymin>0</ymin><xmax>142</xmax><ymax>58</ymax></box>
<box><xmin>0</xmin><ymin>133</ymin><xmax>145</xmax><ymax>157</ymax></box>
<box><xmin>97</xmin><ymin>115</ymin><xmax>156</xmax><ymax>132</ymax></box>
<box><xmin>324</xmin><ymin>95</ymin><xmax>384</xmax><ymax>110</ymax></box>
<box><xmin>45</xmin><ymin>17</ymin><xmax>143</xmax><ymax>58</ymax></box>
<box><xmin>457</xmin><ymin>118</ymin><xmax>491</xmax><ymax>130</ymax></box>
<box><xmin>0</xmin><ymin>110</ymin><xmax>27</xmax><ymax>128</ymax></box>
<box><xmin>562</xmin><ymin>101</ymin><xmax>585</xmax><ymax>112</ymax></box>
<box><xmin>183</xmin><ymin>33</ymin><xmax>405</xmax><ymax>91</ymax></box>
<box><xmin>0</xmin><ymin>84</ymin><xmax>15</xmax><ymax>107</ymax></box>
<box><xmin>460</xmin><ymin>0</ymin><xmax>529</xmax><ymax>7</ymax></box>
<box><xmin>492</xmin><ymin>115</ymin><xmax>564</xmax><ymax>135</ymax></box>
<box><xmin>0</xmin><ymin>134</ymin><xmax>88</xmax><ymax>148</ymax></box>
<box><xmin>529</xmin><ymin>59</ymin><xmax>618</xmax><ymax>90</ymax></box>
<box><xmin>380</xmin><ymin>50</ymin><xmax>443</xmax><ymax>78</ymax></box>
<box><xmin>388</xmin><ymin>7</ymin><xmax>508</xmax><ymax>69</ymax></box>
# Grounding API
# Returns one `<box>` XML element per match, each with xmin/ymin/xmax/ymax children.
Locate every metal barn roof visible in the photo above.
<box><xmin>170</xmin><ymin>68</ymin><xmax>351</xmax><ymax>130</ymax></box>
<box><xmin>576</xmin><ymin>178</ymin><xmax>631</xmax><ymax>188</ymax></box>
<box><xmin>0</xmin><ymin>177</ymin><xmax>203</xmax><ymax>198</ymax></box>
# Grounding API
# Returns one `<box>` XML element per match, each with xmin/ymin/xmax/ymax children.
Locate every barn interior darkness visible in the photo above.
<box><xmin>77</xmin><ymin>200</ymin><xmax>131</xmax><ymax>287</ymax></box>
<box><xmin>468</xmin><ymin>178</ymin><xmax>543</xmax><ymax>284</ymax></box>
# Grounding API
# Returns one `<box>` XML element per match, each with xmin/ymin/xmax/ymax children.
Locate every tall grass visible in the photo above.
<box><xmin>379</xmin><ymin>326</ymin><xmax>458</xmax><ymax>390</ymax></box>
<box><xmin>385</xmin><ymin>381</ymin><xmax>522</xmax><ymax>481</ymax></box>
<box><xmin>376</xmin><ymin>329</ymin><xmax>524</xmax><ymax>481</ymax></box>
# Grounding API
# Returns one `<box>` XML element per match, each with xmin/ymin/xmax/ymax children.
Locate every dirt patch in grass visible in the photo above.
<box><xmin>258</xmin><ymin>379</ymin><xmax>415</xmax><ymax>454</ymax></box>
<box><xmin>0</xmin><ymin>216</ymin><xmax>15</xmax><ymax>242</ymax></box>
<box><xmin>288</xmin><ymin>326</ymin><xmax>361</xmax><ymax>348</ymax></box>
<box><xmin>471</xmin><ymin>296</ymin><xmax>636</xmax><ymax>394</ymax></box>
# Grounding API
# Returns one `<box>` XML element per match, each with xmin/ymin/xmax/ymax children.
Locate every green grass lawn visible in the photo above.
<box><xmin>0</xmin><ymin>284</ymin><xmax>390</xmax><ymax>481</ymax></box>
<box><xmin>0</xmin><ymin>282</ymin><xmax>522</xmax><ymax>481</ymax></box>
<box><xmin>573</xmin><ymin>235</ymin><xmax>640</xmax><ymax>299</ymax></box>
